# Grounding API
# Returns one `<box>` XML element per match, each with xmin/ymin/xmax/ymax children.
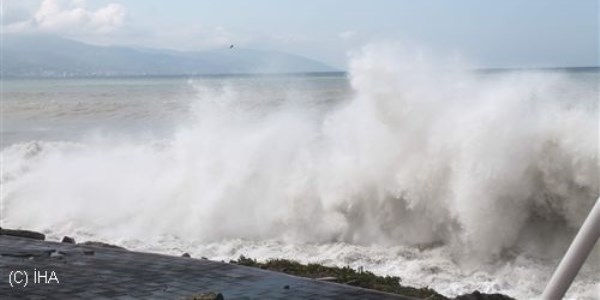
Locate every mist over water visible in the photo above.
<box><xmin>2</xmin><ymin>44</ymin><xmax>599</xmax><ymax>299</ymax></box>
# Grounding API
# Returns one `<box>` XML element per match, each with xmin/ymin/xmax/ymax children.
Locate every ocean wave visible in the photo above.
<box><xmin>2</xmin><ymin>43</ymin><xmax>598</xmax><ymax>299</ymax></box>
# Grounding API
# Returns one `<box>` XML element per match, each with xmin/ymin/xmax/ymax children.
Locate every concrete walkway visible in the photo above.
<box><xmin>0</xmin><ymin>235</ymin><xmax>412</xmax><ymax>299</ymax></box>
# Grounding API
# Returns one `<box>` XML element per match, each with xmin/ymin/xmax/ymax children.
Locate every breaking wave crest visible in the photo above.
<box><xmin>2</xmin><ymin>44</ymin><xmax>598</xmax><ymax>266</ymax></box>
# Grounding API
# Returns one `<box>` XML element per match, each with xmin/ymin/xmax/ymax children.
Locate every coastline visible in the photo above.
<box><xmin>0</xmin><ymin>228</ymin><xmax>514</xmax><ymax>299</ymax></box>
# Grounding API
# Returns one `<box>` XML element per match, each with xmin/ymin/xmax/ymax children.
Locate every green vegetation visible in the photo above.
<box><xmin>183</xmin><ymin>292</ymin><xmax>224</xmax><ymax>300</ymax></box>
<box><xmin>230</xmin><ymin>256</ymin><xmax>447</xmax><ymax>299</ymax></box>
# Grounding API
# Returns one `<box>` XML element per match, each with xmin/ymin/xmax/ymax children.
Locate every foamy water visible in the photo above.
<box><xmin>2</xmin><ymin>44</ymin><xmax>599</xmax><ymax>299</ymax></box>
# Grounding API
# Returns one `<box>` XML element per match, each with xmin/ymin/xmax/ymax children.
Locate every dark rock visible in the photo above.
<box><xmin>0</xmin><ymin>228</ymin><xmax>45</xmax><ymax>240</ymax></box>
<box><xmin>283</xmin><ymin>285</ymin><xmax>290</xmax><ymax>290</ymax></box>
<box><xmin>182</xmin><ymin>252</ymin><xmax>191</xmax><ymax>258</ymax></box>
<box><xmin>62</xmin><ymin>236</ymin><xmax>76</xmax><ymax>244</ymax></box>
<box><xmin>79</xmin><ymin>241</ymin><xmax>126</xmax><ymax>250</ymax></box>
<box><xmin>454</xmin><ymin>290</ymin><xmax>515</xmax><ymax>300</ymax></box>
<box><xmin>83</xmin><ymin>249</ymin><xmax>95</xmax><ymax>255</ymax></box>
<box><xmin>1</xmin><ymin>249</ymin><xmax>54</xmax><ymax>258</ymax></box>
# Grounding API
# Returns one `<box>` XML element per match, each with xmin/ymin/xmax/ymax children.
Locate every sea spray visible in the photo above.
<box><xmin>1</xmin><ymin>43</ymin><xmax>598</xmax><ymax>298</ymax></box>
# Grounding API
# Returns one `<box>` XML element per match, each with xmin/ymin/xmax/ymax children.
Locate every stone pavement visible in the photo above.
<box><xmin>0</xmin><ymin>235</ymin><xmax>413</xmax><ymax>299</ymax></box>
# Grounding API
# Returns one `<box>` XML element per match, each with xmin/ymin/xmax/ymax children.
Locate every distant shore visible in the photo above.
<box><xmin>3</xmin><ymin>66</ymin><xmax>598</xmax><ymax>80</ymax></box>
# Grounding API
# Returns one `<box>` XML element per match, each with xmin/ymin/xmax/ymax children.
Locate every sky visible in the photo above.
<box><xmin>1</xmin><ymin>0</ymin><xmax>599</xmax><ymax>69</ymax></box>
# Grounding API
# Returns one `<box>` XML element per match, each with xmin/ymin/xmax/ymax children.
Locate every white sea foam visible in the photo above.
<box><xmin>2</xmin><ymin>44</ymin><xmax>599</xmax><ymax>299</ymax></box>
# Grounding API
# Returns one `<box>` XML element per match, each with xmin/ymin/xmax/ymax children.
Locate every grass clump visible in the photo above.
<box><xmin>230</xmin><ymin>255</ymin><xmax>447</xmax><ymax>299</ymax></box>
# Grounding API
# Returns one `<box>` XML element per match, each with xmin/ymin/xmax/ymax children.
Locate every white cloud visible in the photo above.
<box><xmin>5</xmin><ymin>0</ymin><xmax>126</xmax><ymax>35</ymax></box>
<box><xmin>1</xmin><ymin>0</ymin><xmax>37</xmax><ymax>26</ymax></box>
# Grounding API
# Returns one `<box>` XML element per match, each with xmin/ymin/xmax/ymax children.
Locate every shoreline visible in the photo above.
<box><xmin>0</xmin><ymin>227</ymin><xmax>515</xmax><ymax>299</ymax></box>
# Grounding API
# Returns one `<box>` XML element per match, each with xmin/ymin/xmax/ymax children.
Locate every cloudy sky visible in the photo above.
<box><xmin>2</xmin><ymin>0</ymin><xmax>598</xmax><ymax>69</ymax></box>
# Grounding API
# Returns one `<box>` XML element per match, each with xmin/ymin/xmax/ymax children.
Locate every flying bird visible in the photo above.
<box><xmin>229</xmin><ymin>44</ymin><xmax>234</xmax><ymax>49</ymax></box>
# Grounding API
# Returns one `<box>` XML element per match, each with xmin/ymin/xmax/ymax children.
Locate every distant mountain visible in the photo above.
<box><xmin>1</xmin><ymin>35</ymin><xmax>338</xmax><ymax>77</ymax></box>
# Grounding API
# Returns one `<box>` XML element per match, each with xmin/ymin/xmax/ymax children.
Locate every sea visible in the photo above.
<box><xmin>2</xmin><ymin>50</ymin><xmax>599</xmax><ymax>299</ymax></box>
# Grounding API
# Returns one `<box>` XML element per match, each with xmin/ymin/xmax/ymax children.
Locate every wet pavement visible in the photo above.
<box><xmin>0</xmin><ymin>235</ymin><xmax>412</xmax><ymax>299</ymax></box>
